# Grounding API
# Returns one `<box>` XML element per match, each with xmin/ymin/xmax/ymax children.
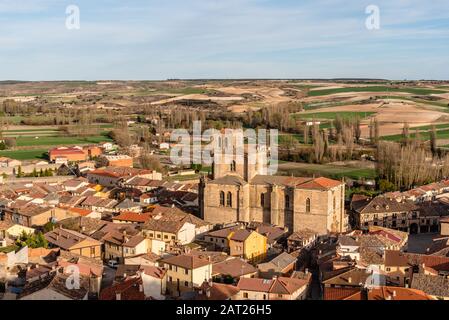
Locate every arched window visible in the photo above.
<box><xmin>261</xmin><ymin>193</ymin><xmax>265</xmax><ymax>207</ymax></box>
<box><xmin>227</xmin><ymin>192</ymin><xmax>233</xmax><ymax>207</ymax></box>
<box><xmin>230</xmin><ymin>160</ymin><xmax>236</xmax><ymax>172</ymax></box>
<box><xmin>306</xmin><ymin>198</ymin><xmax>311</xmax><ymax>213</ymax></box>
<box><xmin>285</xmin><ymin>194</ymin><xmax>290</xmax><ymax>209</ymax></box>
<box><xmin>219</xmin><ymin>191</ymin><xmax>225</xmax><ymax>206</ymax></box>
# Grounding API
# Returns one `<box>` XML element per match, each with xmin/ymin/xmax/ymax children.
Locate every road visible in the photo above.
<box><xmin>101</xmin><ymin>266</ymin><xmax>116</xmax><ymax>290</ymax></box>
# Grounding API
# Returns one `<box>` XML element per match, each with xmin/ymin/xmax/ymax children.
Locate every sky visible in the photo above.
<box><xmin>1</xmin><ymin>0</ymin><xmax>449</xmax><ymax>80</ymax></box>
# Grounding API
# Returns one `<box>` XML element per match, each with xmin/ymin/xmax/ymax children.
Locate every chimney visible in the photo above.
<box><xmin>116</xmin><ymin>292</ymin><xmax>121</xmax><ymax>300</ymax></box>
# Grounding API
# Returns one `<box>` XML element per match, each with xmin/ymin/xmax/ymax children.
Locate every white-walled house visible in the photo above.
<box><xmin>141</xmin><ymin>266</ymin><xmax>167</xmax><ymax>300</ymax></box>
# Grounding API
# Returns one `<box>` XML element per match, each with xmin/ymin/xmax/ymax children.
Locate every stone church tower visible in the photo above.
<box><xmin>199</xmin><ymin>144</ymin><xmax>348</xmax><ymax>235</ymax></box>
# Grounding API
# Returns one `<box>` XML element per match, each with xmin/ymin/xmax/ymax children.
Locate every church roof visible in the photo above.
<box><xmin>250</xmin><ymin>175</ymin><xmax>342</xmax><ymax>190</ymax></box>
<box><xmin>209</xmin><ymin>175</ymin><xmax>247</xmax><ymax>186</ymax></box>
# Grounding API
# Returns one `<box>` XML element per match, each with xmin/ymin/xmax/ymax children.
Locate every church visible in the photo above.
<box><xmin>199</xmin><ymin>146</ymin><xmax>348</xmax><ymax>235</ymax></box>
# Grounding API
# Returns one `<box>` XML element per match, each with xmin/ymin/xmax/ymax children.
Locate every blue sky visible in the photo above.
<box><xmin>1</xmin><ymin>0</ymin><xmax>449</xmax><ymax>80</ymax></box>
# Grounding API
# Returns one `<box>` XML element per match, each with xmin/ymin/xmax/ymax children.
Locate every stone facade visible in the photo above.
<box><xmin>200</xmin><ymin>151</ymin><xmax>347</xmax><ymax>235</ymax></box>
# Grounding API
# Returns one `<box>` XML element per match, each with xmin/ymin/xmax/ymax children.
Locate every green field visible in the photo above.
<box><xmin>4</xmin><ymin>128</ymin><xmax>58</xmax><ymax>133</ymax></box>
<box><xmin>295</xmin><ymin>111</ymin><xmax>375</xmax><ymax>120</ymax></box>
<box><xmin>15</xmin><ymin>134</ymin><xmax>112</xmax><ymax>147</ymax></box>
<box><xmin>375</xmin><ymin>95</ymin><xmax>449</xmax><ymax>109</ymax></box>
<box><xmin>0</xmin><ymin>149</ymin><xmax>48</xmax><ymax>160</ymax></box>
<box><xmin>279</xmin><ymin>133</ymin><xmax>304</xmax><ymax>144</ymax></box>
<box><xmin>278</xmin><ymin>163</ymin><xmax>376</xmax><ymax>180</ymax></box>
<box><xmin>308</xmin><ymin>86</ymin><xmax>448</xmax><ymax>97</ymax></box>
<box><xmin>0</xmin><ymin>116</ymin><xmax>23</xmax><ymax>124</ymax></box>
<box><xmin>414</xmin><ymin>123</ymin><xmax>449</xmax><ymax>131</ymax></box>
<box><xmin>382</xmin><ymin>128</ymin><xmax>449</xmax><ymax>142</ymax></box>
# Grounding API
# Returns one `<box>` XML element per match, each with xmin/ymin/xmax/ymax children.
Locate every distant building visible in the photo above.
<box><xmin>0</xmin><ymin>157</ymin><xmax>22</xmax><ymax>168</ymax></box>
<box><xmin>100</xmin><ymin>154</ymin><xmax>134</xmax><ymax>168</ymax></box>
<box><xmin>45</xmin><ymin>227</ymin><xmax>102</xmax><ymax>260</ymax></box>
<box><xmin>87</xmin><ymin>167</ymin><xmax>162</xmax><ymax>187</ymax></box>
<box><xmin>161</xmin><ymin>254</ymin><xmax>213</xmax><ymax>297</ymax></box>
<box><xmin>49</xmin><ymin>147</ymin><xmax>87</xmax><ymax>163</ymax></box>
<box><xmin>159</xmin><ymin>143</ymin><xmax>170</xmax><ymax>150</ymax></box>
<box><xmin>237</xmin><ymin>275</ymin><xmax>311</xmax><ymax>300</ymax></box>
<box><xmin>49</xmin><ymin>146</ymin><xmax>104</xmax><ymax>163</ymax></box>
<box><xmin>352</xmin><ymin>195</ymin><xmax>449</xmax><ymax>234</ymax></box>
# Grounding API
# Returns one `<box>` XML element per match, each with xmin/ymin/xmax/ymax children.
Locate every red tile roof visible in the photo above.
<box><xmin>323</xmin><ymin>287</ymin><xmax>361</xmax><ymax>300</ymax></box>
<box><xmin>67</xmin><ymin>207</ymin><xmax>93</xmax><ymax>217</ymax></box>
<box><xmin>113</xmin><ymin>212</ymin><xmax>152</xmax><ymax>223</ymax></box>
<box><xmin>99</xmin><ymin>277</ymin><xmax>145</xmax><ymax>300</ymax></box>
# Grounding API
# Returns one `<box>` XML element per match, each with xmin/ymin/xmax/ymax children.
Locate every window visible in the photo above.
<box><xmin>306</xmin><ymin>198</ymin><xmax>311</xmax><ymax>213</ymax></box>
<box><xmin>184</xmin><ymin>281</ymin><xmax>189</xmax><ymax>287</ymax></box>
<box><xmin>184</xmin><ymin>268</ymin><xmax>188</xmax><ymax>275</ymax></box>
<box><xmin>261</xmin><ymin>193</ymin><xmax>265</xmax><ymax>207</ymax></box>
<box><xmin>220</xmin><ymin>191</ymin><xmax>225</xmax><ymax>206</ymax></box>
<box><xmin>386</xmin><ymin>268</ymin><xmax>391</xmax><ymax>272</ymax></box>
<box><xmin>243</xmin><ymin>292</ymin><xmax>248</xmax><ymax>298</ymax></box>
<box><xmin>230</xmin><ymin>160</ymin><xmax>236</xmax><ymax>172</ymax></box>
<box><xmin>157</xmin><ymin>234</ymin><xmax>161</xmax><ymax>239</ymax></box>
<box><xmin>222</xmin><ymin>239</ymin><xmax>225</xmax><ymax>243</ymax></box>
<box><xmin>171</xmin><ymin>236</ymin><xmax>176</xmax><ymax>240</ymax></box>
<box><xmin>333</xmin><ymin>197</ymin><xmax>336</xmax><ymax>211</ymax></box>
<box><xmin>220</xmin><ymin>191</ymin><xmax>225</xmax><ymax>207</ymax></box>
<box><xmin>227</xmin><ymin>192</ymin><xmax>232</xmax><ymax>207</ymax></box>
<box><xmin>149</xmin><ymin>233</ymin><xmax>154</xmax><ymax>238</ymax></box>
<box><xmin>285</xmin><ymin>194</ymin><xmax>290</xmax><ymax>209</ymax></box>
<box><xmin>90</xmin><ymin>247</ymin><xmax>95</xmax><ymax>257</ymax></box>
<box><xmin>164</xmin><ymin>235</ymin><xmax>168</xmax><ymax>239</ymax></box>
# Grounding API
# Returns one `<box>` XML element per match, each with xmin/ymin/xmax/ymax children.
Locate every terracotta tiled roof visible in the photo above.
<box><xmin>230</xmin><ymin>229</ymin><xmax>253</xmax><ymax>242</ymax></box>
<box><xmin>206</xmin><ymin>227</ymin><xmax>240</xmax><ymax>238</ymax></box>
<box><xmin>212</xmin><ymin>258</ymin><xmax>257</xmax><ymax>278</ymax></box>
<box><xmin>142</xmin><ymin>266</ymin><xmax>166</xmax><ymax>279</ymax></box>
<box><xmin>114</xmin><ymin>212</ymin><xmax>151</xmax><ymax>223</ymax></box>
<box><xmin>99</xmin><ymin>277</ymin><xmax>145</xmax><ymax>300</ymax></box>
<box><xmin>237</xmin><ymin>278</ymin><xmax>273</xmax><ymax>292</ymax></box>
<box><xmin>196</xmin><ymin>282</ymin><xmax>239</xmax><ymax>300</ymax></box>
<box><xmin>237</xmin><ymin>276</ymin><xmax>309</xmax><ymax>295</ymax></box>
<box><xmin>368</xmin><ymin>286</ymin><xmax>431</xmax><ymax>300</ymax></box>
<box><xmin>67</xmin><ymin>207</ymin><xmax>93</xmax><ymax>217</ymax></box>
<box><xmin>45</xmin><ymin>227</ymin><xmax>101</xmax><ymax>250</ymax></box>
<box><xmin>411</xmin><ymin>274</ymin><xmax>449</xmax><ymax>298</ymax></box>
<box><xmin>356</xmin><ymin>196</ymin><xmax>418</xmax><ymax>214</ymax></box>
<box><xmin>323</xmin><ymin>287</ymin><xmax>361</xmax><ymax>300</ymax></box>
<box><xmin>161</xmin><ymin>254</ymin><xmax>211</xmax><ymax>269</ymax></box>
